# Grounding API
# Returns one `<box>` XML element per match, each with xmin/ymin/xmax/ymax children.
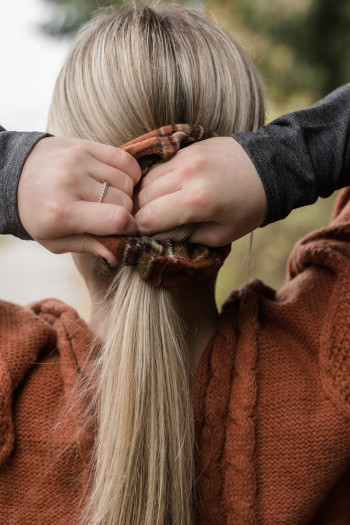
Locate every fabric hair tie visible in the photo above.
<box><xmin>98</xmin><ymin>124</ymin><xmax>231</xmax><ymax>287</ymax></box>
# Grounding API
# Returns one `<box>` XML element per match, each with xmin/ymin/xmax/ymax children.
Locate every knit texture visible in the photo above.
<box><xmin>194</xmin><ymin>189</ymin><xmax>350</xmax><ymax>524</ymax></box>
<box><xmin>0</xmin><ymin>300</ymin><xmax>96</xmax><ymax>524</ymax></box>
<box><xmin>2</xmin><ymin>190</ymin><xmax>350</xmax><ymax>523</ymax></box>
<box><xmin>100</xmin><ymin>235</ymin><xmax>230</xmax><ymax>287</ymax></box>
<box><xmin>98</xmin><ymin>124</ymin><xmax>231</xmax><ymax>287</ymax></box>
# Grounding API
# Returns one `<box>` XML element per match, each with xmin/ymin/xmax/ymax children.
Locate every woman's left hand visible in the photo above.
<box><xmin>135</xmin><ymin>137</ymin><xmax>266</xmax><ymax>246</ymax></box>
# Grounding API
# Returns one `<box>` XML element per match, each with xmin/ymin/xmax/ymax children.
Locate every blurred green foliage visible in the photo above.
<box><xmin>41</xmin><ymin>0</ymin><xmax>184</xmax><ymax>36</ymax></box>
<box><xmin>215</xmin><ymin>192</ymin><xmax>339</xmax><ymax>308</ymax></box>
<box><xmin>205</xmin><ymin>0</ymin><xmax>349</xmax><ymax>306</ymax></box>
<box><xmin>43</xmin><ymin>0</ymin><xmax>350</xmax><ymax>107</ymax></box>
<box><xmin>41</xmin><ymin>0</ymin><xmax>350</xmax><ymax>306</ymax></box>
<box><xmin>41</xmin><ymin>0</ymin><xmax>120</xmax><ymax>36</ymax></box>
<box><xmin>208</xmin><ymin>0</ymin><xmax>350</xmax><ymax>116</ymax></box>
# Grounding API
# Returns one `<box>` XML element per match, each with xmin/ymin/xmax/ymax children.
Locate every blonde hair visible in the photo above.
<box><xmin>48</xmin><ymin>4</ymin><xmax>264</xmax><ymax>524</ymax></box>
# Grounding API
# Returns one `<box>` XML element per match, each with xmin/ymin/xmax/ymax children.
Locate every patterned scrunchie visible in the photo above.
<box><xmin>98</xmin><ymin>124</ymin><xmax>231</xmax><ymax>287</ymax></box>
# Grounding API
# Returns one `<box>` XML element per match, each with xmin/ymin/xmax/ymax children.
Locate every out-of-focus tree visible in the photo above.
<box><xmin>208</xmin><ymin>0</ymin><xmax>350</xmax><ymax>114</ymax></box>
<box><xmin>207</xmin><ymin>0</ymin><xmax>349</xmax><ymax>302</ymax></box>
<box><xmin>41</xmin><ymin>0</ymin><xmax>123</xmax><ymax>36</ymax></box>
<box><xmin>41</xmin><ymin>0</ymin><xmax>186</xmax><ymax>36</ymax></box>
<box><xmin>42</xmin><ymin>0</ymin><xmax>350</xmax><ymax>111</ymax></box>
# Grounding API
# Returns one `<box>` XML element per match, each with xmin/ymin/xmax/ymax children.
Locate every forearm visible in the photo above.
<box><xmin>233</xmin><ymin>83</ymin><xmax>350</xmax><ymax>224</ymax></box>
<box><xmin>0</xmin><ymin>127</ymin><xmax>49</xmax><ymax>238</ymax></box>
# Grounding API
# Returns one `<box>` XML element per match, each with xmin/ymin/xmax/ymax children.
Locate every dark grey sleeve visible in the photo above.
<box><xmin>0</xmin><ymin>127</ymin><xmax>50</xmax><ymax>239</ymax></box>
<box><xmin>233</xmin><ymin>83</ymin><xmax>350</xmax><ymax>225</ymax></box>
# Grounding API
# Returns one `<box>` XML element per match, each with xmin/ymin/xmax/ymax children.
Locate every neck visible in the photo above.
<box><xmin>88</xmin><ymin>277</ymin><xmax>218</xmax><ymax>377</ymax></box>
<box><xmin>177</xmin><ymin>278</ymin><xmax>218</xmax><ymax>376</ymax></box>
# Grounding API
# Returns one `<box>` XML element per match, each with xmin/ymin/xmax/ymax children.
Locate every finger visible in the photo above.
<box><xmin>41</xmin><ymin>235</ymin><xmax>118</xmax><ymax>266</ymax></box>
<box><xmin>135</xmin><ymin>191</ymin><xmax>206</xmax><ymax>235</ymax></box>
<box><xmin>140</xmin><ymin>162</ymin><xmax>177</xmax><ymax>189</ymax></box>
<box><xmin>138</xmin><ymin>171</ymin><xmax>181</xmax><ymax>207</ymax></box>
<box><xmin>87</xmin><ymin>158</ymin><xmax>135</xmax><ymax>196</ymax></box>
<box><xmin>187</xmin><ymin>223</ymin><xmax>226</xmax><ymax>247</ymax></box>
<box><xmin>139</xmin><ymin>144</ymin><xmax>199</xmax><ymax>189</ymax></box>
<box><xmin>85</xmin><ymin>141</ymin><xmax>141</xmax><ymax>183</ymax></box>
<box><xmin>80</xmin><ymin>177</ymin><xmax>133</xmax><ymax>211</ymax></box>
<box><xmin>71</xmin><ymin>202</ymin><xmax>138</xmax><ymax>236</ymax></box>
<box><xmin>48</xmin><ymin>201</ymin><xmax>138</xmax><ymax>238</ymax></box>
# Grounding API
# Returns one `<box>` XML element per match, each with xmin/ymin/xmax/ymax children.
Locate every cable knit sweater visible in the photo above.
<box><xmin>2</xmin><ymin>189</ymin><xmax>350</xmax><ymax>524</ymax></box>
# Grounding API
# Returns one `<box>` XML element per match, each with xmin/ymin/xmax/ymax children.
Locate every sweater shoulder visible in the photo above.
<box><xmin>285</xmin><ymin>188</ymin><xmax>350</xmax><ymax>416</ymax></box>
<box><xmin>0</xmin><ymin>299</ymin><xmax>93</xmax><ymax>522</ymax></box>
<box><xmin>0</xmin><ymin>299</ymin><xmax>93</xmax><ymax>463</ymax></box>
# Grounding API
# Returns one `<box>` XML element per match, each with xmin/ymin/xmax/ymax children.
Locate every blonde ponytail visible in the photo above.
<box><xmin>86</xmin><ymin>226</ymin><xmax>196</xmax><ymax>525</ymax></box>
<box><xmin>48</xmin><ymin>4</ymin><xmax>264</xmax><ymax>524</ymax></box>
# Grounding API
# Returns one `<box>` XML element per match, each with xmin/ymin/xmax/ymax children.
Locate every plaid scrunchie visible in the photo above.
<box><xmin>98</xmin><ymin>124</ymin><xmax>231</xmax><ymax>287</ymax></box>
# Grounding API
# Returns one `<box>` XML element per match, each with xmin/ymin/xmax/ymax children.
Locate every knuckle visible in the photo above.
<box><xmin>184</xmin><ymin>184</ymin><xmax>211</xmax><ymax>210</ymax></box>
<box><xmin>44</xmin><ymin>201</ymin><xmax>74</xmax><ymax>235</ymax></box>
<box><xmin>65</xmin><ymin>145</ymin><xmax>85</xmax><ymax>170</ymax></box>
<box><xmin>119</xmin><ymin>148</ymin><xmax>131</xmax><ymax>166</ymax></box>
<box><xmin>82</xmin><ymin>238</ymin><xmax>92</xmax><ymax>254</ymax></box>
<box><xmin>44</xmin><ymin>241</ymin><xmax>64</xmax><ymax>255</ymax></box>
<box><xmin>137</xmin><ymin>188</ymin><xmax>147</xmax><ymax>208</ymax></box>
<box><xmin>123</xmin><ymin>194</ymin><xmax>133</xmax><ymax>213</ymax></box>
<box><xmin>137</xmin><ymin>206</ymin><xmax>153</xmax><ymax>232</ymax></box>
<box><xmin>177</xmin><ymin>158</ymin><xmax>205</xmax><ymax>185</ymax></box>
<box><xmin>46</xmin><ymin>200</ymin><xmax>68</xmax><ymax>222</ymax></box>
<box><xmin>65</xmin><ymin>168</ymin><xmax>80</xmax><ymax>188</ymax></box>
<box><xmin>111</xmin><ymin>207</ymin><xmax>129</xmax><ymax>232</ymax></box>
<box><xmin>123</xmin><ymin>175</ymin><xmax>134</xmax><ymax>196</ymax></box>
<box><xmin>52</xmin><ymin>246</ymin><xmax>64</xmax><ymax>255</ymax></box>
<box><xmin>178</xmin><ymin>165</ymin><xmax>192</xmax><ymax>183</ymax></box>
<box><xmin>192</xmin><ymin>155</ymin><xmax>207</xmax><ymax>172</ymax></box>
<box><xmin>119</xmin><ymin>150</ymin><xmax>141</xmax><ymax>180</ymax></box>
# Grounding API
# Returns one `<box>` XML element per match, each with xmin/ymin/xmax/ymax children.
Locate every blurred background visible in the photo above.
<box><xmin>1</xmin><ymin>0</ymin><xmax>349</xmax><ymax>316</ymax></box>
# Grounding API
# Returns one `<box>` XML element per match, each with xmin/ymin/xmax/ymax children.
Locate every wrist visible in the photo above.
<box><xmin>229</xmin><ymin>137</ymin><xmax>266</xmax><ymax>228</ymax></box>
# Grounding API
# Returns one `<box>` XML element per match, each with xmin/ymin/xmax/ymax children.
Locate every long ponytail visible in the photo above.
<box><xmin>85</xmin><ymin>226</ymin><xmax>196</xmax><ymax>524</ymax></box>
<box><xmin>48</xmin><ymin>4</ymin><xmax>264</xmax><ymax>524</ymax></box>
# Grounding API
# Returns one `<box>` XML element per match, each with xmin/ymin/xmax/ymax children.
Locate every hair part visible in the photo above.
<box><xmin>47</xmin><ymin>4</ymin><xmax>264</xmax><ymax>525</ymax></box>
<box><xmin>48</xmin><ymin>3</ymin><xmax>264</xmax><ymax>144</ymax></box>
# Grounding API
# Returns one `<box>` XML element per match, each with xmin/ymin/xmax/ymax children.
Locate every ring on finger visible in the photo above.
<box><xmin>98</xmin><ymin>180</ymin><xmax>109</xmax><ymax>203</ymax></box>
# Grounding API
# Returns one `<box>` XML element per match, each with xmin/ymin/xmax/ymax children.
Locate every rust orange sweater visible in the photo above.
<box><xmin>2</xmin><ymin>189</ymin><xmax>350</xmax><ymax>524</ymax></box>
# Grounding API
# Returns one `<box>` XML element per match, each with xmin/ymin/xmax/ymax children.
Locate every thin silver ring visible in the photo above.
<box><xmin>98</xmin><ymin>180</ymin><xmax>109</xmax><ymax>203</ymax></box>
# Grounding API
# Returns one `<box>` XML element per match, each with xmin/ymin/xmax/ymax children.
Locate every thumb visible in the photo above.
<box><xmin>39</xmin><ymin>234</ymin><xmax>118</xmax><ymax>266</ymax></box>
<box><xmin>187</xmin><ymin>223</ymin><xmax>225</xmax><ymax>247</ymax></box>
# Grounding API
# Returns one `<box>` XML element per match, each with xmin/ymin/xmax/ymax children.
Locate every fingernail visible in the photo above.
<box><xmin>101</xmin><ymin>257</ymin><xmax>116</xmax><ymax>270</ymax></box>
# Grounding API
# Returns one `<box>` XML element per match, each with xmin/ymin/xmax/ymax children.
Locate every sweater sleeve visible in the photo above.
<box><xmin>0</xmin><ymin>127</ymin><xmax>50</xmax><ymax>239</ymax></box>
<box><xmin>233</xmin><ymin>83</ymin><xmax>350</xmax><ymax>225</ymax></box>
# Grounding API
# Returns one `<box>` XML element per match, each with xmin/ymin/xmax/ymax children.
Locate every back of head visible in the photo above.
<box><xmin>48</xmin><ymin>3</ymin><xmax>263</xmax><ymax>143</ymax></box>
<box><xmin>48</xmin><ymin>4</ymin><xmax>264</xmax><ymax>525</ymax></box>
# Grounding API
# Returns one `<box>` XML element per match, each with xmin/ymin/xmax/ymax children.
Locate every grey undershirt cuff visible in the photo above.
<box><xmin>0</xmin><ymin>130</ymin><xmax>51</xmax><ymax>239</ymax></box>
<box><xmin>232</xmin><ymin>83</ymin><xmax>350</xmax><ymax>226</ymax></box>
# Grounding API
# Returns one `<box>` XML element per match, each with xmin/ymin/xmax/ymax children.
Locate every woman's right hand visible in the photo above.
<box><xmin>18</xmin><ymin>136</ymin><xmax>141</xmax><ymax>265</ymax></box>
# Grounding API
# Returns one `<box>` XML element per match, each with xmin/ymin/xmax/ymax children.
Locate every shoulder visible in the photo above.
<box><xmin>0</xmin><ymin>296</ymin><xmax>93</xmax><ymax>404</ymax></box>
<box><xmin>0</xmin><ymin>299</ymin><xmax>57</xmax><ymax>463</ymax></box>
<box><xmin>0</xmin><ymin>298</ymin><xmax>94</xmax><ymax>462</ymax></box>
<box><xmin>0</xmin><ymin>299</ymin><xmax>57</xmax><ymax>385</ymax></box>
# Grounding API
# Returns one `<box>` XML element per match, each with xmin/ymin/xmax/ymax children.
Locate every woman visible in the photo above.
<box><xmin>49</xmin><ymin>4</ymin><xmax>263</xmax><ymax>524</ymax></box>
<box><xmin>0</xmin><ymin>4</ymin><xmax>263</xmax><ymax>524</ymax></box>
<box><xmin>1</xmin><ymin>3</ymin><xmax>350</xmax><ymax>525</ymax></box>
